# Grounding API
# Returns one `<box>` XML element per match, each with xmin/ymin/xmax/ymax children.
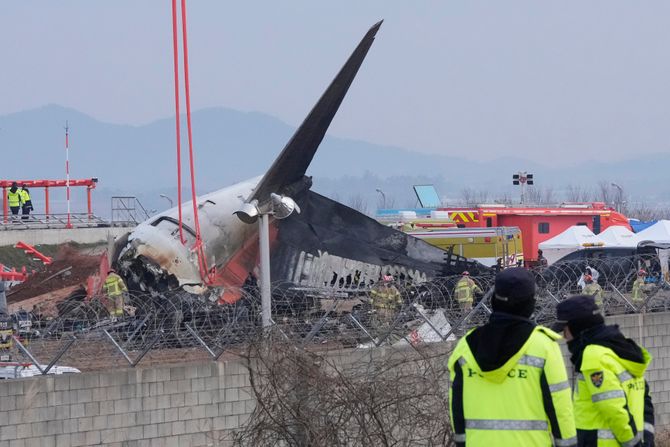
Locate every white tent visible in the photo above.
<box><xmin>539</xmin><ymin>226</ymin><xmax>599</xmax><ymax>264</ymax></box>
<box><xmin>635</xmin><ymin>220</ymin><xmax>670</xmax><ymax>243</ymax></box>
<box><xmin>598</xmin><ymin>226</ymin><xmax>638</xmax><ymax>248</ymax></box>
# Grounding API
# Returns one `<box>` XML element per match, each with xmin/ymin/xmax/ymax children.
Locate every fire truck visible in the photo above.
<box><xmin>437</xmin><ymin>203</ymin><xmax>630</xmax><ymax>266</ymax></box>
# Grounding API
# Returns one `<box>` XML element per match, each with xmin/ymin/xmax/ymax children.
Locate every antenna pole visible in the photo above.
<box><xmin>65</xmin><ymin>121</ymin><xmax>72</xmax><ymax>229</ymax></box>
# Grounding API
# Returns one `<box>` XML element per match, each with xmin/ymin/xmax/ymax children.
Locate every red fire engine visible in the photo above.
<box><xmin>438</xmin><ymin>202</ymin><xmax>630</xmax><ymax>265</ymax></box>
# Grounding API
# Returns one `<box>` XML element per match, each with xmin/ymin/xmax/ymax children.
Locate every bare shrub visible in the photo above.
<box><xmin>564</xmin><ymin>184</ymin><xmax>592</xmax><ymax>203</ymax></box>
<box><xmin>525</xmin><ymin>186</ymin><xmax>556</xmax><ymax>205</ymax></box>
<box><xmin>234</xmin><ymin>332</ymin><xmax>455</xmax><ymax>447</ymax></box>
<box><xmin>626</xmin><ymin>202</ymin><xmax>670</xmax><ymax>221</ymax></box>
<box><xmin>460</xmin><ymin>188</ymin><xmax>489</xmax><ymax>207</ymax></box>
<box><xmin>347</xmin><ymin>194</ymin><xmax>369</xmax><ymax>215</ymax></box>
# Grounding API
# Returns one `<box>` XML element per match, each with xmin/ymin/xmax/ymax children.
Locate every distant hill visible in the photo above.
<box><xmin>2</xmin><ymin>105</ymin><xmax>668</xmax><ymax>217</ymax></box>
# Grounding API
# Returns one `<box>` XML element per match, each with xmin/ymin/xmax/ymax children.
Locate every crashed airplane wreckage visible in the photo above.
<box><xmin>113</xmin><ymin>21</ymin><xmax>490</xmax><ymax>303</ymax></box>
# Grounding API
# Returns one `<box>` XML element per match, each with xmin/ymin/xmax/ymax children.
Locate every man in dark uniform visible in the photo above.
<box><xmin>553</xmin><ymin>295</ymin><xmax>654</xmax><ymax>447</ymax></box>
<box><xmin>448</xmin><ymin>268</ymin><xmax>576</xmax><ymax>446</ymax></box>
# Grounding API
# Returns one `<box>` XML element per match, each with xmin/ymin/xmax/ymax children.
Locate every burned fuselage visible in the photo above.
<box><xmin>113</xmin><ymin>20</ymin><xmax>489</xmax><ymax>299</ymax></box>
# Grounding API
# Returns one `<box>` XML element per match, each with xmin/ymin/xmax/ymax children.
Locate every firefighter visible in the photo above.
<box><xmin>448</xmin><ymin>268</ymin><xmax>576</xmax><ymax>446</ymax></box>
<box><xmin>553</xmin><ymin>295</ymin><xmax>654</xmax><ymax>447</ymax></box>
<box><xmin>102</xmin><ymin>269</ymin><xmax>128</xmax><ymax>320</ymax></box>
<box><xmin>632</xmin><ymin>269</ymin><xmax>649</xmax><ymax>307</ymax></box>
<box><xmin>7</xmin><ymin>182</ymin><xmax>21</xmax><ymax>220</ymax></box>
<box><xmin>582</xmin><ymin>274</ymin><xmax>603</xmax><ymax>307</ymax></box>
<box><xmin>370</xmin><ymin>275</ymin><xmax>402</xmax><ymax>326</ymax></box>
<box><xmin>454</xmin><ymin>271</ymin><xmax>482</xmax><ymax>312</ymax></box>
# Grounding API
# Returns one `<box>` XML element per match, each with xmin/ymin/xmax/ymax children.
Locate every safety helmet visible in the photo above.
<box><xmin>382</xmin><ymin>275</ymin><xmax>394</xmax><ymax>282</ymax></box>
<box><xmin>584</xmin><ymin>274</ymin><xmax>593</xmax><ymax>282</ymax></box>
<box><xmin>638</xmin><ymin>269</ymin><xmax>647</xmax><ymax>276</ymax></box>
<box><xmin>462</xmin><ymin>271</ymin><xmax>470</xmax><ymax>276</ymax></box>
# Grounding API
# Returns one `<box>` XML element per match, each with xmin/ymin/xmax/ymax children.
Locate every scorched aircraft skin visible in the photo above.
<box><xmin>113</xmin><ymin>21</ymin><xmax>487</xmax><ymax>298</ymax></box>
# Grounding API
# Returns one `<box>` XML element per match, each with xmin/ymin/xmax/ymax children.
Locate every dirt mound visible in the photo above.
<box><xmin>7</xmin><ymin>244</ymin><xmax>102</xmax><ymax>303</ymax></box>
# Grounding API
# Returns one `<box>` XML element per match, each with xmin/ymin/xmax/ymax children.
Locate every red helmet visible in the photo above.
<box><xmin>584</xmin><ymin>274</ymin><xmax>593</xmax><ymax>282</ymax></box>
<box><xmin>638</xmin><ymin>269</ymin><xmax>647</xmax><ymax>276</ymax></box>
<box><xmin>382</xmin><ymin>275</ymin><xmax>394</xmax><ymax>282</ymax></box>
<box><xmin>462</xmin><ymin>271</ymin><xmax>470</xmax><ymax>276</ymax></box>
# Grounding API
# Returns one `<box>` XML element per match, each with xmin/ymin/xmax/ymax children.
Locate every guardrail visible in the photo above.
<box><xmin>0</xmin><ymin>213</ymin><xmax>112</xmax><ymax>230</ymax></box>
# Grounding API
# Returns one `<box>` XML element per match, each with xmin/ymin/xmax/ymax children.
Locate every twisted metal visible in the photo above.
<box><xmin>4</xmin><ymin>254</ymin><xmax>668</xmax><ymax>373</ymax></box>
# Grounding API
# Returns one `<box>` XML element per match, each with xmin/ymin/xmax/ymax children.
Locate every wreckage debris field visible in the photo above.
<box><xmin>7</xmin><ymin>245</ymin><xmax>101</xmax><ymax>303</ymax></box>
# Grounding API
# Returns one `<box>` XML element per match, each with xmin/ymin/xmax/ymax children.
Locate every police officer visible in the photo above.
<box><xmin>553</xmin><ymin>295</ymin><xmax>654</xmax><ymax>447</ymax></box>
<box><xmin>454</xmin><ymin>271</ymin><xmax>483</xmax><ymax>312</ymax></box>
<box><xmin>448</xmin><ymin>268</ymin><xmax>577</xmax><ymax>446</ymax></box>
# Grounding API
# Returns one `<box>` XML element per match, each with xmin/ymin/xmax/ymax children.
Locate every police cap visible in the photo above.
<box><xmin>493</xmin><ymin>267</ymin><xmax>536</xmax><ymax>304</ymax></box>
<box><xmin>552</xmin><ymin>294</ymin><xmax>602</xmax><ymax>331</ymax></box>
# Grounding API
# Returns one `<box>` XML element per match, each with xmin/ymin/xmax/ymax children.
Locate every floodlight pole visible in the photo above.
<box><xmin>259</xmin><ymin>213</ymin><xmax>272</xmax><ymax>328</ymax></box>
<box><xmin>65</xmin><ymin>122</ymin><xmax>72</xmax><ymax>229</ymax></box>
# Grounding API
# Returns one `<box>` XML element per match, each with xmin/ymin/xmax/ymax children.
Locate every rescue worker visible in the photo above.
<box><xmin>582</xmin><ymin>274</ymin><xmax>604</xmax><ymax>307</ymax></box>
<box><xmin>448</xmin><ymin>268</ymin><xmax>577</xmax><ymax>446</ymax></box>
<box><xmin>19</xmin><ymin>184</ymin><xmax>32</xmax><ymax>220</ymax></box>
<box><xmin>632</xmin><ymin>270</ymin><xmax>650</xmax><ymax>307</ymax></box>
<box><xmin>370</xmin><ymin>275</ymin><xmax>402</xmax><ymax>326</ymax></box>
<box><xmin>239</xmin><ymin>271</ymin><xmax>259</xmax><ymax>323</ymax></box>
<box><xmin>454</xmin><ymin>271</ymin><xmax>483</xmax><ymax>312</ymax></box>
<box><xmin>102</xmin><ymin>269</ymin><xmax>128</xmax><ymax>320</ymax></box>
<box><xmin>553</xmin><ymin>295</ymin><xmax>654</xmax><ymax>447</ymax></box>
<box><xmin>578</xmin><ymin>267</ymin><xmax>600</xmax><ymax>291</ymax></box>
<box><xmin>7</xmin><ymin>182</ymin><xmax>21</xmax><ymax>220</ymax></box>
<box><xmin>537</xmin><ymin>249</ymin><xmax>548</xmax><ymax>267</ymax></box>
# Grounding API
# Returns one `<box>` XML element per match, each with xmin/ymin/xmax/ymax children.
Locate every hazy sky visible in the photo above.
<box><xmin>3</xmin><ymin>1</ymin><xmax>670</xmax><ymax>165</ymax></box>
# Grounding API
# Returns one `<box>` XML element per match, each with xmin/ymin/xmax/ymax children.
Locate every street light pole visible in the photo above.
<box><xmin>611</xmin><ymin>183</ymin><xmax>623</xmax><ymax>213</ymax></box>
<box><xmin>234</xmin><ymin>193</ymin><xmax>300</xmax><ymax>330</ymax></box>
<box><xmin>258</xmin><ymin>213</ymin><xmax>272</xmax><ymax>328</ymax></box>
<box><xmin>375</xmin><ymin>188</ymin><xmax>386</xmax><ymax>209</ymax></box>
<box><xmin>159</xmin><ymin>194</ymin><xmax>174</xmax><ymax>208</ymax></box>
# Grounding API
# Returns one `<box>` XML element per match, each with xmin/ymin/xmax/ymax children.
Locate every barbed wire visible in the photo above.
<box><xmin>3</xmin><ymin>254</ymin><xmax>669</xmax><ymax>374</ymax></box>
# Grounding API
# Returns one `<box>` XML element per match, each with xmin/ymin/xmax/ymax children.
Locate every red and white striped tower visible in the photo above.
<box><xmin>65</xmin><ymin>121</ymin><xmax>72</xmax><ymax>229</ymax></box>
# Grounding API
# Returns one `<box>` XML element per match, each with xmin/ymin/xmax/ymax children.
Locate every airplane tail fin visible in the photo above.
<box><xmin>249</xmin><ymin>20</ymin><xmax>383</xmax><ymax>203</ymax></box>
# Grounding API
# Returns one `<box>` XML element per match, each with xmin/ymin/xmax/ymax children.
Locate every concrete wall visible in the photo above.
<box><xmin>0</xmin><ymin>227</ymin><xmax>131</xmax><ymax>246</ymax></box>
<box><xmin>608</xmin><ymin>312</ymin><xmax>670</xmax><ymax>426</ymax></box>
<box><xmin>0</xmin><ymin>360</ymin><xmax>254</xmax><ymax>447</ymax></box>
<box><xmin>1</xmin><ymin>312</ymin><xmax>670</xmax><ymax>446</ymax></box>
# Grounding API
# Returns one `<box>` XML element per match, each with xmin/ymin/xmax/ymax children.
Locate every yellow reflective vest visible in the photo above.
<box><xmin>448</xmin><ymin>326</ymin><xmax>576</xmax><ymax>446</ymax></box>
<box><xmin>573</xmin><ymin>343</ymin><xmax>652</xmax><ymax>446</ymax></box>
<box><xmin>583</xmin><ymin>283</ymin><xmax>604</xmax><ymax>307</ymax></box>
<box><xmin>7</xmin><ymin>189</ymin><xmax>20</xmax><ymax>207</ymax></box>
<box><xmin>454</xmin><ymin>277</ymin><xmax>482</xmax><ymax>305</ymax></box>
<box><xmin>103</xmin><ymin>272</ymin><xmax>128</xmax><ymax>297</ymax></box>
<box><xmin>19</xmin><ymin>189</ymin><xmax>30</xmax><ymax>205</ymax></box>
